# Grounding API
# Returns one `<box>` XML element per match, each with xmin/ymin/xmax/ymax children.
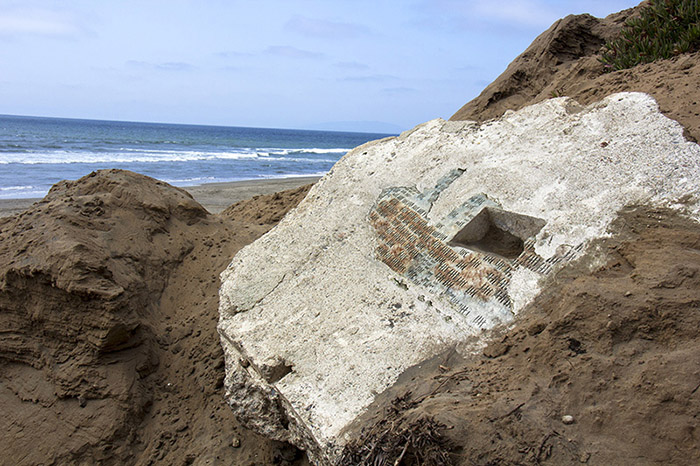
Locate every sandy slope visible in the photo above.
<box><xmin>0</xmin><ymin>170</ymin><xmax>312</xmax><ymax>465</ymax></box>
<box><xmin>450</xmin><ymin>6</ymin><xmax>700</xmax><ymax>143</ymax></box>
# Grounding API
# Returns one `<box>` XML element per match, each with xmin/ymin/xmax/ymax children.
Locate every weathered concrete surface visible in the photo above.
<box><xmin>218</xmin><ymin>92</ymin><xmax>700</xmax><ymax>464</ymax></box>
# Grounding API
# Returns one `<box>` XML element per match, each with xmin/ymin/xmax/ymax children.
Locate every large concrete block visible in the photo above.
<box><xmin>218</xmin><ymin>93</ymin><xmax>700</xmax><ymax>464</ymax></box>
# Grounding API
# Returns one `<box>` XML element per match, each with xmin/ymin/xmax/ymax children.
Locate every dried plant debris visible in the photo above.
<box><xmin>338</xmin><ymin>414</ymin><xmax>455</xmax><ymax>466</ymax></box>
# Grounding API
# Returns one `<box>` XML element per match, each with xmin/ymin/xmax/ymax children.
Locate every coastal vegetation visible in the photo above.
<box><xmin>601</xmin><ymin>0</ymin><xmax>700</xmax><ymax>70</ymax></box>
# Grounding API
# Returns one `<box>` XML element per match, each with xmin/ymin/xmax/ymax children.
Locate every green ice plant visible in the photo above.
<box><xmin>600</xmin><ymin>0</ymin><xmax>700</xmax><ymax>71</ymax></box>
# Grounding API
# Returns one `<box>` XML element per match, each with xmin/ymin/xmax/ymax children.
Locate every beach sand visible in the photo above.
<box><xmin>185</xmin><ymin>176</ymin><xmax>320</xmax><ymax>214</ymax></box>
<box><xmin>0</xmin><ymin>175</ymin><xmax>320</xmax><ymax>218</ymax></box>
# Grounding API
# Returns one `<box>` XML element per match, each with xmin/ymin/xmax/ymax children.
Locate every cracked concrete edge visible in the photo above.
<box><xmin>218</xmin><ymin>330</ymin><xmax>332</xmax><ymax>464</ymax></box>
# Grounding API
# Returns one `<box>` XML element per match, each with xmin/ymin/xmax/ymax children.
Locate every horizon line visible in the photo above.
<box><xmin>0</xmin><ymin>112</ymin><xmax>401</xmax><ymax>136</ymax></box>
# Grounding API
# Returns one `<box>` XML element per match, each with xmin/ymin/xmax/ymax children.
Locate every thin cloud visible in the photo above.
<box><xmin>382</xmin><ymin>87</ymin><xmax>419</xmax><ymax>94</ymax></box>
<box><xmin>218</xmin><ymin>65</ymin><xmax>241</xmax><ymax>72</ymax></box>
<box><xmin>157</xmin><ymin>62</ymin><xmax>196</xmax><ymax>71</ymax></box>
<box><xmin>126</xmin><ymin>60</ymin><xmax>196</xmax><ymax>71</ymax></box>
<box><xmin>412</xmin><ymin>0</ymin><xmax>560</xmax><ymax>31</ymax></box>
<box><xmin>264</xmin><ymin>46</ymin><xmax>325</xmax><ymax>60</ymax></box>
<box><xmin>334</xmin><ymin>61</ymin><xmax>370</xmax><ymax>70</ymax></box>
<box><xmin>126</xmin><ymin>60</ymin><xmax>149</xmax><ymax>68</ymax></box>
<box><xmin>0</xmin><ymin>8</ymin><xmax>84</xmax><ymax>38</ymax></box>
<box><xmin>216</xmin><ymin>50</ymin><xmax>254</xmax><ymax>59</ymax></box>
<box><xmin>285</xmin><ymin>16</ymin><xmax>371</xmax><ymax>39</ymax></box>
<box><xmin>217</xmin><ymin>46</ymin><xmax>325</xmax><ymax>60</ymax></box>
<box><xmin>471</xmin><ymin>0</ymin><xmax>559</xmax><ymax>28</ymax></box>
<box><xmin>454</xmin><ymin>64</ymin><xmax>481</xmax><ymax>72</ymax></box>
<box><xmin>340</xmin><ymin>74</ymin><xmax>400</xmax><ymax>83</ymax></box>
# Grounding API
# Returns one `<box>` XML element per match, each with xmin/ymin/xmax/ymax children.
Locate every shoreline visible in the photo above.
<box><xmin>0</xmin><ymin>175</ymin><xmax>321</xmax><ymax>218</ymax></box>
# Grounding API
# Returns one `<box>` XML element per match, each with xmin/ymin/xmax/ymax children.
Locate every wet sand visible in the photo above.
<box><xmin>0</xmin><ymin>176</ymin><xmax>321</xmax><ymax>218</ymax></box>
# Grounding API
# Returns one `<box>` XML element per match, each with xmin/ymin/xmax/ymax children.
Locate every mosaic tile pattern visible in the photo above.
<box><xmin>369</xmin><ymin>170</ymin><xmax>583</xmax><ymax>328</ymax></box>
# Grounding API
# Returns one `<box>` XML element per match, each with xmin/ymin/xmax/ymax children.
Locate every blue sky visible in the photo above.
<box><xmin>0</xmin><ymin>0</ymin><xmax>640</xmax><ymax>132</ymax></box>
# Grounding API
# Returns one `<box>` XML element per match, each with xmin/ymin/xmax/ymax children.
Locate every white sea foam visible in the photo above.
<box><xmin>0</xmin><ymin>185</ymin><xmax>35</xmax><ymax>192</ymax></box>
<box><xmin>0</xmin><ymin>148</ymin><xmax>350</xmax><ymax>165</ymax></box>
<box><xmin>163</xmin><ymin>172</ymin><xmax>329</xmax><ymax>187</ymax></box>
<box><xmin>0</xmin><ymin>186</ymin><xmax>46</xmax><ymax>199</ymax></box>
<box><xmin>161</xmin><ymin>176</ymin><xmax>219</xmax><ymax>184</ymax></box>
<box><xmin>260</xmin><ymin>148</ymin><xmax>349</xmax><ymax>155</ymax></box>
<box><xmin>259</xmin><ymin>171</ymin><xmax>328</xmax><ymax>180</ymax></box>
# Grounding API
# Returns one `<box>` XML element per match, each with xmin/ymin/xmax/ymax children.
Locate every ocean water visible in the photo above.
<box><xmin>0</xmin><ymin>114</ymin><xmax>394</xmax><ymax>199</ymax></box>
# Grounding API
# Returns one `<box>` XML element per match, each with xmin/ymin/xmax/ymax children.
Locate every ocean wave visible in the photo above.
<box><xmin>162</xmin><ymin>172</ymin><xmax>329</xmax><ymax>187</ymax></box>
<box><xmin>0</xmin><ymin>186</ymin><xmax>47</xmax><ymax>199</ymax></box>
<box><xmin>0</xmin><ymin>185</ymin><xmax>35</xmax><ymax>191</ymax></box>
<box><xmin>0</xmin><ymin>144</ymin><xmax>27</xmax><ymax>151</ymax></box>
<box><xmin>258</xmin><ymin>171</ymin><xmax>328</xmax><ymax>180</ymax></box>
<box><xmin>117</xmin><ymin>147</ymin><xmax>349</xmax><ymax>157</ymax></box>
<box><xmin>160</xmin><ymin>176</ymin><xmax>219</xmax><ymax>184</ymax></box>
<box><xmin>260</xmin><ymin>148</ymin><xmax>349</xmax><ymax>155</ymax></box>
<box><xmin>0</xmin><ymin>148</ymin><xmax>348</xmax><ymax>165</ymax></box>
